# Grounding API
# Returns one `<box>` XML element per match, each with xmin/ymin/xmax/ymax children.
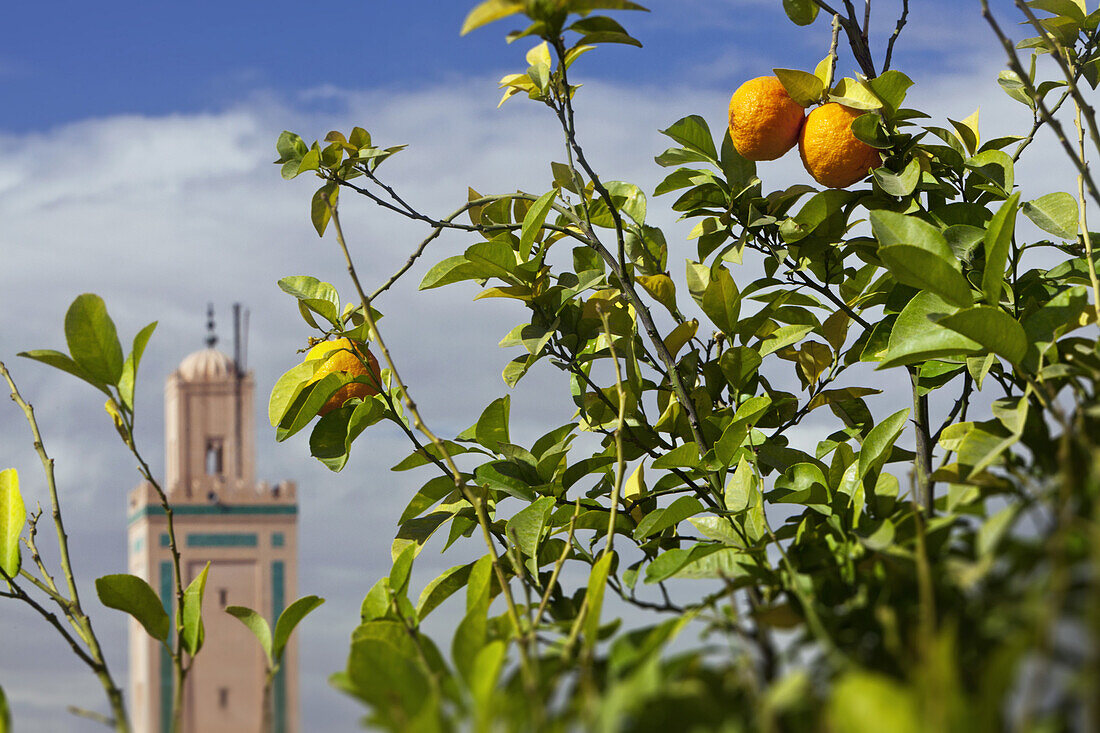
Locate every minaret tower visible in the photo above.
<box><xmin>128</xmin><ymin>306</ymin><xmax>299</xmax><ymax>733</ymax></box>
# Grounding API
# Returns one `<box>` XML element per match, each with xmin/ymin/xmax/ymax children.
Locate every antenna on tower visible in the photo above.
<box><xmin>232</xmin><ymin>303</ymin><xmax>250</xmax><ymax>480</ymax></box>
<box><xmin>205</xmin><ymin>303</ymin><xmax>218</xmax><ymax>348</ymax></box>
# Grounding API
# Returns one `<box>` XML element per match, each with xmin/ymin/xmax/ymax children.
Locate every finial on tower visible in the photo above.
<box><xmin>205</xmin><ymin>303</ymin><xmax>218</xmax><ymax>348</ymax></box>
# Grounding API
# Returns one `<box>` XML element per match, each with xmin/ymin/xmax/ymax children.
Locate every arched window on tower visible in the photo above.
<box><xmin>205</xmin><ymin>438</ymin><xmax>224</xmax><ymax>476</ymax></box>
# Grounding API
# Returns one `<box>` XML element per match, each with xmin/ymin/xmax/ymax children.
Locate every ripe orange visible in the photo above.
<box><xmin>728</xmin><ymin>76</ymin><xmax>806</xmax><ymax>161</ymax></box>
<box><xmin>798</xmin><ymin>103</ymin><xmax>881</xmax><ymax>189</ymax></box>
<box><xmin>306</xmin><ymin>337</ymin><xmax>382</xmax><ymax>416</ymax></box>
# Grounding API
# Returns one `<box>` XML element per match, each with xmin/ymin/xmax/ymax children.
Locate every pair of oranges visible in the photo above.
<box><xmin>728</xmin><ymin>76</ymin><xmax>880</xmax><ymax>189</ymax></box>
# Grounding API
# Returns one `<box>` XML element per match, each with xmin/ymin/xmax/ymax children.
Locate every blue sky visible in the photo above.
<box><xmin>0</xmin><ymin>1</ymin><xmax>1064</xmax><ymax>731</ymax></box>
<box><xmin>5</xmin><ymin>0</ymin><xmax>987</xmax><ymax>132</ymax></box>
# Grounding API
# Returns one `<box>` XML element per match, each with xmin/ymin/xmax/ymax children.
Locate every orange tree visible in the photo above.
<box><xmin>268</xmin><ymin>0</ymin><xmax>1100</xmax><ymax>729</ymax></box>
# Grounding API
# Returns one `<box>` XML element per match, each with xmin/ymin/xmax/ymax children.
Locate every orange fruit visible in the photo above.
<box><xmin>798</xmin><ymin>103</ymin><xmax>881</xmax><ymax>189</ymax></box>
<box><xmin>728</xmin><ymin>76</ymin><xmax>806</xmax><ymax>161</ymax></box>
<box><xmin>306</xmin><ymin>337</ymin><xmax>382</xmax><ymax>416</ymax></box>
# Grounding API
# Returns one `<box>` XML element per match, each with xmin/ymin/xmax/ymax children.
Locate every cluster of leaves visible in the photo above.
<box><xmin>269</xmin><ymin>0</ymin><xmax>1100</xmax><ymax>730</ymax></box>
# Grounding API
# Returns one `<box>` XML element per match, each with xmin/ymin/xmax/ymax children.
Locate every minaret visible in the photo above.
<box><xmin>128</xmin><ymin>306</ymin><xmax>299</xmax><ymax>733</ymax></box>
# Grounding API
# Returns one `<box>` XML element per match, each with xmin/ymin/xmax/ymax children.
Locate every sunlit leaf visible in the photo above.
<box><xmin>0</xmin><ymin>469</ymin><xmax>25</xmax><ymax>579</ymax></box>
<box><xmin>96</xmin><ymin>574</ymin><xmax>170</xmax><ymax>643</ymax></box>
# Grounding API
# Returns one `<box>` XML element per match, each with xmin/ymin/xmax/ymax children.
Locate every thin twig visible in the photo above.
<box><xmin>532</xmin><ymin>500</ymin><xmax>580</xmax><ymax>633</ymax></box>
<box><xmin>0</xmin><ymin>569</ymin><xmax>97</xmax><ymax>670</ymax></box>
<box><xmin>1</xmin><ymin>362</ymin><xmax>131</xmax><ymax>732</ymax></box>
<box><xmin>1014</xmin><ymin>1</ymin><xmax>1100</xmax><ymax>159</ymax></box>
<box><xmin>883</xmin><ymin>0</ymin><xmax>909</xmax><ymax>72</ymax></box>
<box><xmin>982</xmin><ymin>0</ymin><xmax>1100</xmax><ymax>208</ymax></box>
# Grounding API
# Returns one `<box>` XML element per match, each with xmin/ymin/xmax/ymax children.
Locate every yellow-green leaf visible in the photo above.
<box><xmin>0</xmin><ymin>469</ymin><xmax>25</xmax><ymax>579</ymax></box>
<box><xmin>663</xmin><ymin>319</ymin><xmax>698</xmax><ymax>358</ymax></box>
<box><xmin>636</xmin><ymin>274</ymin><xmax>679</xmax><ymax>317</ymax></box>
<box><xmin>461</xmin><ymin>0</ymin><xmax>524</xmax><ymax>35</ymax></box>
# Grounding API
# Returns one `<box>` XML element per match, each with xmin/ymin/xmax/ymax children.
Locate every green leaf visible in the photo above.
<box><xmin>1022</xmin><ymin>192</ymin><xmax>1079</xmax><ymax>240</ymax></box>
<box><xmin>719</xmin><ymin>130</ymin><xmax>756</xmax><ymax>186</ymax></box>
<box><xmin>310</xmin><ymin>184</ymin><xmax>337</xmax><ymax>237</ymax></box>
<box><xmin>978</xmin><ymin>504</ymin><xmax>1019</xmax><ymax>557</ymax></box>
<box><xmin>858</xmin><ymin>408</ymin><xmax>909</xmax><ymax>481</ymax></box>
<box><xmin>966</xmin><ymin>150</ymin><xmax>1014</xmax><ymax>195</ymax></box>
<box><xmin>393</xmin><ymin>441</ymin><xmax>469</xmax><ymax>471</ymax></box>
<box><xmin>853</xmin><ymin>113</ymin><xmax>892</xmax><ymax>149</ymax></box>
<box><xmin>725</xmin><ymin>457</ymin><xmax>758</xmax><ymax>512</ymax></box>
<box><xmin>878</xmin><ymin>292</ymin><xmax>982</xmax><ymax>369</ymax></box>
<box><xmin>779</xmin><ymin>189</ymin><xmax>853</xmax><ymax>244</ymax></box>
<box><xmin>828</xmin><ymin>671</ymin><xmax>921</xmax><ymax>733</ymax></box>
<box><xmin>275</xmin><ymin>374</ymin><xmax>345</xmax><ymax>441</ymax></box>
<box><xmin>181</xmin><ymin>563</ymin><xmax>210</xmax><ymax>656</ymax></box>
<box><xmin>869</xmin><ymin>70</ymin><xmax>914</xmax><ymax>113</ymax></box>
<box><xmin>268</xmin><ymin>361</ymin><xmax>316</xmax><ymax>427</ymax></box>
<box><xmin>773</xmin><ymin>68</ymin><xmax>823</xmax><ymax>106</ymax></box>
<box><xmin>417</xmin><ymin>562</ymin><xmax>475</xmax><ymax>620</ymax></box>
<box><xmin>226</xmin><ymin>605</ymin><xmax>274</xmax><ymax>665</ymax></box>
<box><xmin>1022</xmin><ymin>285</ymin><xmax>1091</xmax><ymax>366</ymax></box>
<box><xmin>273</xmin><ymin>595</ymin><xmax>325</xmax><ymax>662</ymax></box>
<box><xmin>634</xmin><ymin>496</ymin><xmax>704</xmax><ymax>540</ymax></box>
<box><xmin>981</xmin><ymin>192</ymin><xmax>1020</xmax><ymax>305</ymax></box>
<box><xmin>688</xmin><ymin>516</ymin><xmax>744</xmax><ymax>546</ymax></box>
<box><xmin>782</xmin><ymin>0</ymin><xmax>819</xmax><ymax>25</ymax></box>
<box><xmin>829</xmin><ymin>77</ymin><xmax>882</xmax><ymax>110</ymax></box>
<box><xmin>454</xmin><ymin>604</ymin><xmax>488</xmax><ymax>684</ymax></box>
<box><xmin>119</xmin><ymin>321</ymin><xmax>157</xmax><ymax>411</ymax></box>
<box><xmin>465</xmin><ymin>239</ymin><xmax>526</xmax><ymax>284</ymax></box>
<box><xmin>879</xmin><ymin>245</ymin><xmax>974</xmax><ymax>307</ymax></box>
<box><xmin>719</xmin><ymin>346</ymin><xmax>762</xmax><ymax>390</ymax></box>
<box><xmin>568</xmin><ymin>15</ymin><xmax>641</xmax><ymax>46</ymax></box>
<box><xmin>0</xmin><ymin>683</ymin><xmax>9</xmax><ymax>733</ymax></box>
<box><xmin>938</xmin><ymin>306</ymin><xmax>1028</xmax><ymax>365</ymax></box>
<box><xmin>96</xmin><ymin>574</ymin><xmax>170</xmax><ymax>643</ymax></box>
<box><xmin>275</xmin><ymin>131</ymin><xmax>308</xmax><ymax>180</ymax></box>
<box><xmin>583</xmin><ymin>553</ymin><xmax>614</xmax><ymax>654</ymax></box>
<box><xmin>469</xmin><ymin>640</ymin><xmax>506</xmax><ymax>709</ymax></box>
<box><xmin>309</xmin><ymin>397</ymin><xmax>387</xmax><ymax>472</ymax></box>
<box><xmin>700</xmin><ymin>266</ymin><xmax>741</xmax><ymax>337</ymax></box>
<box><xmin>869</xmin><ymin>210</ymin><xmax>954</xmax><ymax>257</ymax></box>
<box><xmin>505</xmin><ymin>496</ymin><xmax>555</xmax><ymax>559</ymax></box>
<box><xmin>873</xmin><ymin>156</ymin><xmax>920</xmax><ymax>196</ymax></box>
<box><xmin>16</xmin><ymin>349</ymin><xmax>106</xmax><ymax>392</ymax></box>
<box><xmin>519</xmin><ymin>190</ymin><xmax>556</xmax><ymax>259</ymax></box>
<box><xmin>64</xmin><ymin>294</ymin><xmax>124</xmax><ymax>385</ymax></box>
<box><xmin>389</xmin><ymin>543</ymin><xmax>416</xmax><ymax>593</ymax></box>
<box><xmin>419</xmin><ymin>255</ymin><xmax>485</xmax><ymax>290</ymax></box>
<box><xmin>589</xmin><ymin>181</ymin><xmax>647</xmax><ymax>227</ymax></box>
<box><xmin>278</xmin><ymin>276</ymin><xmax>341</xmax><ymax>314</ymax></box>
<box><xmin>345</xmin><ymin>633</ymin><xmax>433</xmax><ymax>718</ymax></box>
<box><xmin>1031</xmin><ymin>0</ymin><xmax>1087</xmax><ymax>22</ymax></box>
<box><xmin>659</xmin><ymin>116</ymin><xmax>718</xmax><ymax>163</ymax></box>
<box><xmin>475</xmin><ymin>396</ymin><xmax>511</xmax><ymax>451</ymax></box>
<box><xmin>0</xmin><ymin>469</ymin><xmax>25</xmax><ymax>579</ymax></box>
<box><xmin>474</xmin><ymin>461</ymin><xmax>536</xmax><ymax>501</ymax></box>
<box><xmin>998</xmin><ymin>70</ymin><xmax>1035</xmax><ymax>107</ymax></box>
<box><xmin>759</xmin><ymin>324</ymin><xmax>815</xmax><ymax>357</ymax></box>
<box><xmin>644</xmin><ymin>543</ymin><xmax>730</xmax><ymax>583</ymax></box>
<box><xmin>651</xmin><ymin>442</ymin><xmax>701</xmax><ymax>469</ymax></box>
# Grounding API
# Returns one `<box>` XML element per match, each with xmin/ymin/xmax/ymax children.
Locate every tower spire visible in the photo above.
<box><xmin>205</xmin><ymin>303</ymin><xmax>218</xmax><ymax>349</ymax></box>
